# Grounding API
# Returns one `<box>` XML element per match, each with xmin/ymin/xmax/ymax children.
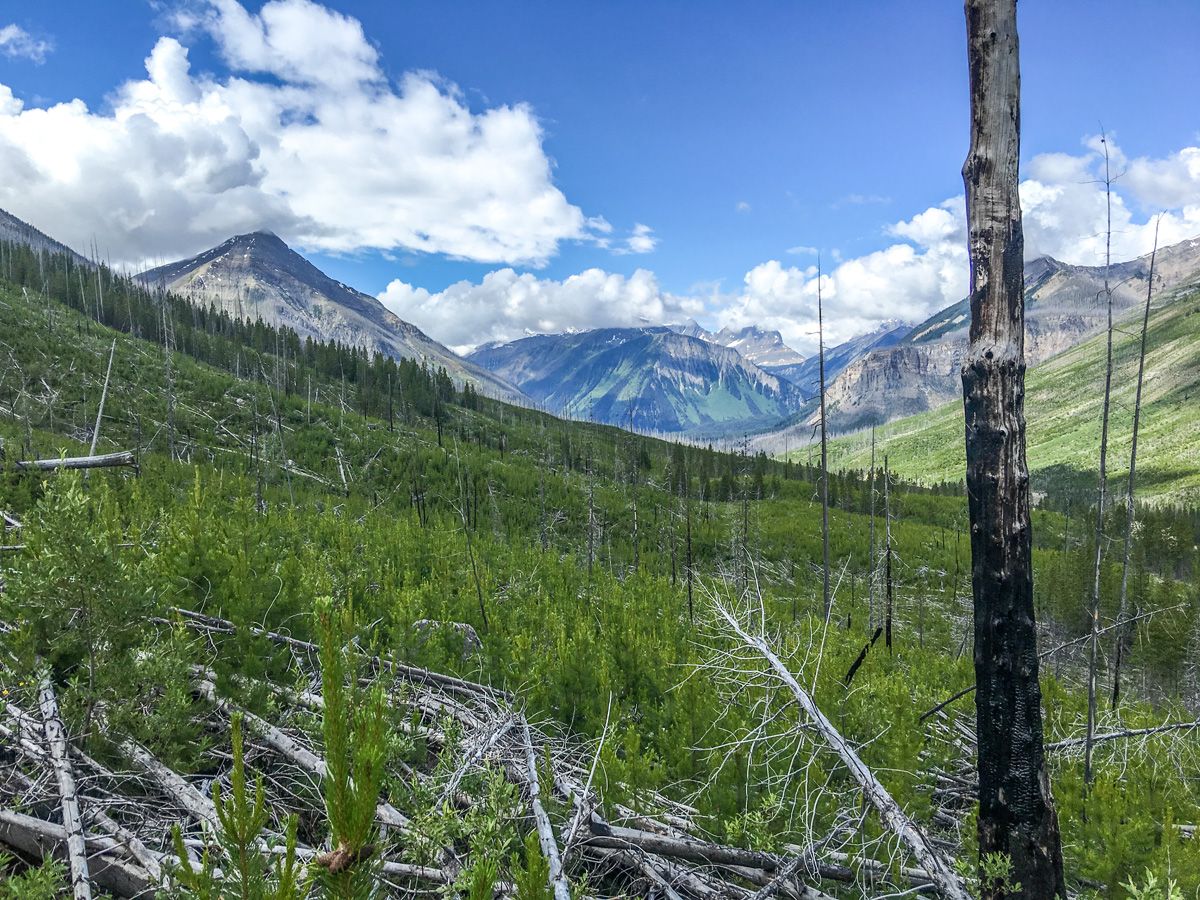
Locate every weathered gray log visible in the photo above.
<box><xmin>16</xmin><ymin>451</ymin><xmax>136</xmax><ymax>472</ymax></box>
<box><xmin>118</xmin><ymin>738</ymin><xmax>219</xmax><ymax>830</ymax></box>
<box><xmin>194</xmin><ymin>678</ymin><xmax>411</xmax><ymax>830</ymax></box>
<box><xmin>714</xmin><ymin>602</ymin><xmax>967</xmax><ymax>900</ymax></box>
<box><xmin>961</xmin><ymin>0</ymin><xmax>1065</xmax><ymax>893</ymax></box>
<box><xmin>38</xmin><ymin>675</ymin><xmax>92</xmax><ymax>900</ymax></box>
<box><xmin>521</xmin><ymin>719</ymin><xmax>571</xmax><ymax>900</ymax></box>
<box><xmin>0</xmin><ymin>810</ymin><xmax>153</xmax><ymax>899</ymax></box>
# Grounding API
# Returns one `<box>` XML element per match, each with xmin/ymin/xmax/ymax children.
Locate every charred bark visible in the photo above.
<box><xmin>961</xmin><ymin>1</ymin><xmax>1065</xmax><ymax>895</ymax></box>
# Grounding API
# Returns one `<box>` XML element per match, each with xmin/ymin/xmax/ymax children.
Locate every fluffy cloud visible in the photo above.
<box><xmin>0</xmin><ymin>0</ymin><xmax>598</xmax><ymax>267</ymax></box>
<box><xmin>380</xmin><ymin>267</ymin><xmax>703</xmax><ymax>353</ymax></box>
<box><xmin>719</xmin><ymin>138</ymin><xmax>1200</xmax><ymax>353</ymax></box>
<box><xmin>385</xmin><ymin>137</ymin><xmax>1200</xmax><ymax>358</ymax></box>
<box><xmin>0</xmin><ymin>25</ymin><xmax>51</xmax><ymax>63</ymax></box>
<box><xmin>614</xmin><ymin>223</ymin><xmax>658</xmax><ymax>255</ymax></box>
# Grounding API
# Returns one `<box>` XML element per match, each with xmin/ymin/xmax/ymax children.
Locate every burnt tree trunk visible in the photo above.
<box><xmin>961</xmin><ymin>1</ymin><xmax>1065</xmax><ymax>896</ymax></box>
<box><xmin>818</xmin><ymin>256</ymin><xmax>832</xmax><ymax>622</ymax></box>
<box><xmin>1112</xmin><ymin>217</ymin><xmax>1160</xmax><ymax>709</ymax></box>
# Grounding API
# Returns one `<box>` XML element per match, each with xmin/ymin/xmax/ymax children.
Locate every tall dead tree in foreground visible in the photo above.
<box><xmin>961</xmin><ymin>1</ymin><xmax>1065</xmax><ymax>895</ymax></box>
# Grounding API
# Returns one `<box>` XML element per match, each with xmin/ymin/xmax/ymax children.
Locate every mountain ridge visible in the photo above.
<box><xmin>756</xmin><ymin>237</ymin><xmax>1200</xmax><ymax>445</ymax></box>
<box><xmin>137</xmin><ymin>231</ymin><xmax>527</xmax><ymax>404</ymax></box>
<box><xmin>468</xmin><ymin>325</ymin><xmax>803</xmax><ymax>435</ymax></box>
<box><xmin>0</xmin><ymin>207</ymin><xmax>90</xmax><ymax>266</ymax></box>
<box><xmin>667</xmin><ymin>320</ymin><xmax>807</xmax><ymax>369</ymax></box>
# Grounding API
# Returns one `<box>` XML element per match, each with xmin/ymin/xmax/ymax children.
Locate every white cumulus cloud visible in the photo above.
<box><xmin>613</xmin><ymin>223</ymin><xmax>658</xmax><ymax>255</ymax></box>
<box><xmin>0</xmin><ymin>25</ymin><xmax>51</xmax><ymax>63</ymax></box>
<box><xmin>0</xmin><ymin>0</ymin><xmax>600</xmax><ymax>267</ymax></box>
<box><xmin>379</xmin><ymin>267</ymin><xmax>703</xmax><ymax>354</ymax></box>
<box><xmin>381</xmin><ymin>137</ymin><xmax>1200</xmax><ymax>358</ymax></box>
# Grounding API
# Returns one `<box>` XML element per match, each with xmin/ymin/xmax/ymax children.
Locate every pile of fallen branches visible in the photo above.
<box><xmin>0</xmin><ymin>604</ymin><xmax>977</xmax><ymax>899</ymax></box>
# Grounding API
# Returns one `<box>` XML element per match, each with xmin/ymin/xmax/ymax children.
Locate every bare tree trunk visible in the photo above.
<box><xmin>961</xmin><ymin>1</ymin><xmax>1065</xmax><ymax>895</ymax></box>
<box><xmin>818</xmin><ymin>257</ymin><xmax>831</xmax><ymax>622</ymax></box>
<box><xmin>88</xmin><ymin>340</ymin><xmax>116</xmax><ymax>458</ymax></box>
<box><xmin>1085</xmin><ymin>132</ymin><xmax>1117</xmax><ymax>787</ymax></box>
<box><xmin>685</xmin><ymin>494</ymin><xmax>694</xmax><ymax>624</ymax></box>
<box><xmin>884</xmin><ymin>455</ymin><xmax>893</xmax><ymax>652</ymax></box>
<box><xmin>539</xmin><ymin>451</ymin><xmax>549</xmax><ymax>554</ymax></box>
<box><xmin>1111</xmin><ymin>216</ymin><xmax>1160</xmax><ymax>709</ymax></box>
<box><xmin>868</xmin><ymin>426</ymin><xmax>877</xmax><ymax>631</ymax></box>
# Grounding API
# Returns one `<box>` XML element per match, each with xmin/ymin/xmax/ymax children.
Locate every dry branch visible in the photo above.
<box><xmin>713</xmin><ymin>601</ymin><xmax>968</xmax><ymax>900</ymax></box>
<box><xmin>1046</xmin><ymin>719</ymin><xmax>1200</xmax><ymax>752</ymax></box>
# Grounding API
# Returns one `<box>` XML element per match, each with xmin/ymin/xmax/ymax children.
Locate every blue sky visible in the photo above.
<box><xmin>2</xmin><ymin>1</ymin><xmax>1199</xmax><ymax>354</ymax></box>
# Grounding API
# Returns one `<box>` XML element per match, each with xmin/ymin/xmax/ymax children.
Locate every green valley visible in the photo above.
<box><xmin>826</xmin><ymin>279</ymin><xmax>1200</xmax><ymax>505</ymax></box>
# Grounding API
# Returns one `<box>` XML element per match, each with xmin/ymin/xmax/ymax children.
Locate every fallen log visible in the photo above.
<box><xmin>38</xmin><ymin>675</ymin><xmax>92</xmax><ymax>900</ymax></box>
<box><xmin>521</xmin><ymin>719</ymin><xmax>571</xmax><ymax>900</ymax></box>
<box><xmin>194</xmin><ymin>678</ymin><xmax>411</xmax><ymax>830</ymax></box>
<box><xmin>16</xmin><ymin>451</ymin><xmax>137</xmax><ymax>472</ymax></box>
<box><xmin>0</xmin><ymin>810</ymin><xmax>153</xmax><ymax>899</ymax></box>
<box><xmin>713</xmin><ymin>602</ymin><xmax>969</xmax><ymax>900</ymax></box>
<box><xmin>118</xmin><ymin>738</ymin><xmax>218</xmax><ymax>831</ymax></box>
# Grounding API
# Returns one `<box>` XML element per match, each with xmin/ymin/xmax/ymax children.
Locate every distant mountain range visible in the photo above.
<box><xmin>667</xmin><ymin>321</ymin><xmax>806</xmax><ymax>369</ymax></box>
<box><xmin>136</xmin><ymin>231</ymin><xmax>525</xmax><ymax>404</ymax></box>
<box><xmin>753</xmin><ymin>236</ymin><xmax>1200</xmax><ymax>453</ymax></box>
<box><xmin>830</xmin><ymin>256</ymin><xmax>1200</xmax><ymax>503</ymax></box>
<box><xmin>809</xmin><ymin>239</ymin><xmax>1200</xmax><ymax>436</ymax></box>
<box><xmin>6</xmin><ymin>204</ymin><xmax>1199</xmax><ymax>448</ymax></box>
<box><xmin>467</xmin><ymin>326</ymin><xmax>803</xmax><ymax>435</ymax></box>
<box><xmin>764</xmin><ymin>321</ymin><xmax>912</xmax><ymax>401</ymax></box>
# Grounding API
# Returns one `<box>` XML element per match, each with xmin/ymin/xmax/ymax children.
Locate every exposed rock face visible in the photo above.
<box><xmin>667</xmin><ymin>321</ymin><xmax>806</xmax><ymax>369</ymax></box>
<box><xmin>764</xmin><ymin>322</ymin><xmax>912</xmax><ymax>400</ymax></box>
<box><xmin>137</xmin><ymin>232</ymin><xmax>525</xmax><ymax>403</ymax></box>
<box><xmin>469</xmin><ymin>326</ymin><xmax>803</xmax><ymax>435</ymax></box>
<box><xmin>814</xmin><ymin>240</ymin><xmax>1200</xmax><ymax>434</ymax></box>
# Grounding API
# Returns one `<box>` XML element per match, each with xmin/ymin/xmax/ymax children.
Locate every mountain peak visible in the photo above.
<box><xmin>136</xmin><ymin>234</ymin><xmax>526</xmax><ymax>403</ymax></box>
<box><xmin>224</xmin><ymin>229</ymin><xmax>289</xmax><ymax>252</ymax></box>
